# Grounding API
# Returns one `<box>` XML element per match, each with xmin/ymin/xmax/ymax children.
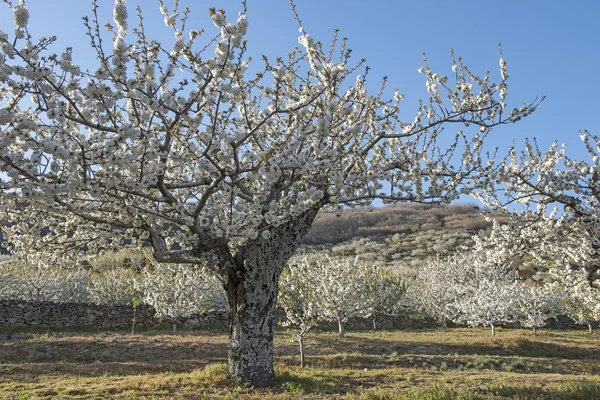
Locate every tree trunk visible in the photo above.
<box><xmin>299</xmin><ymin>335</ymin><xmax>305</xmax><ymax>368</ymax></box>
<box><xmin>338</xmin><ymin>319</ymin><xmax>345</xmax><ymax>337</ymax></box>
<box><xmin>491</xmin><ymin>324</ymin><xmax>496</xmax><ymax>336</ymax></box>
<box><xmin>227</xmin><ymin>270</ymin><xmax>278</xmax><ymax>388</ymax></box>
<box><xmin>533</xmin><ymin>325</ymin><xmax>537</xmax><ymax>334</ymax></box>
<box><xmin>372</xmin><ymin>315</ymin><xmax>377</xmax><ymax>331</ymax></box>
<box><xmin>223</xmin><ymin>207</ymin><xmax>320</xmax><ymax>387</ymax></box>
<box><xmin>131</xmin><ymin>309</ymin><xmax>137</xmax><ymax>335</ymax></box>
<box><xmin>588</xmin><ymin>322</ymin><xmax>593</xmax><ymax>334</ymax></box>
<box><xmin>438</xmin><ymin>317</ymin><xmax>448</xmax><ymax>331</ymax></box>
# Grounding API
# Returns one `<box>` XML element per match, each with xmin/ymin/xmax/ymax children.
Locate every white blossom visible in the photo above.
<box><xmin>164</xmin><ymin>14</ymin><xmax>177</xmax><ymax>27</ymax></box>
<box><xmin>113</xmin><ymin>0</ymin><xmax>128</xmax><ymax>38</ymax></box>
<box><xmin>12</xmin><ymin>2</ymin><xmax>29</xmax><ymax>29</ymax></box>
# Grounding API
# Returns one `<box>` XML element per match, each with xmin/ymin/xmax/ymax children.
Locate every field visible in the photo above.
<box><xmin>1</xmin><ymin>327</ymin><xmax>600</xmax><ymax>399</ymax></box>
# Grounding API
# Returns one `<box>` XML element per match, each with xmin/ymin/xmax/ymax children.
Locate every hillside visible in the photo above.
<box><xmin>301</xmin><ymin>203</ymin><xmax>505</xmax><ymax>272</ymax></box>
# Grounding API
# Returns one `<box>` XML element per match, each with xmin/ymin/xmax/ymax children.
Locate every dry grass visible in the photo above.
<box><xmin>1</xmin><ymin>327</ymin><xmax>600</xmax><ymax>399</ymax></box>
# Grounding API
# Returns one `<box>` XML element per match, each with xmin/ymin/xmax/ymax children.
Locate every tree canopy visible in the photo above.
<box><xmin>0</xmin><ymin>0</ymin><xmax>540</xmax><ymax>387</ymax></box>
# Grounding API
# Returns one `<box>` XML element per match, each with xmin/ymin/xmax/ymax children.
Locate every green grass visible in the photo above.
<box><xmin>1</xmin><ymin>327</ymin><xmax>600</xmax><ymax>398</ymax></box>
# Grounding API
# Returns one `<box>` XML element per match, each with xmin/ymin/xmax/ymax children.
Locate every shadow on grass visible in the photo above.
<box><xmin>402</xmin><ymin>337</ymin><xmax>597</xmax><ymax>359</ymax></box>
<box><xmin>274</xmin><ymin>330</ymin><xmax>600</xmax><ymax>375</ymax></box>
<box><xmin>1</xmin><ymin>360</ymin><xmax>216</xmax><ymax>381</ymax></box>
<box><xmin>2</xmin><ymin>328</ymin><xmax>600</xmax><ymax>380</ymax></box>
<box><xmin>297</xmin><ymin>330</ymin><xmax>600</xmax><ymax>360</ymax></box>
<box><xmin>0</xmin><ymin>331</ymin><xmax>229</xmax><ymax>378</ymax></box>
<box><xmin>274</xmin><ymin>366</ymin><xmax>393</xmax><ymax>397</ymax></box>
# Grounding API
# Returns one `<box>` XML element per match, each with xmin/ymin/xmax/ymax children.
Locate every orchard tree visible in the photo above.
<box><xmin>278</xmin><ymin>256</ymin><xmax>322</xmax><ymax>367</ymax></box>
<box><xmin>456</xmin><ymin>276</ymin><xmax>519</xmax><ymax>336</ymax></box>
<box><xmin>470</xmin><ymin>215</ymin><xmax>563</xmax><ymax>273</ymax></box>
<box><xmin>454</xmin><ymin>227</ymin><xmax>543</xmax><ymax>335</ymax></box>
<box><xmin>366</xmin><ymin>268</ymin><xmax>410</xmax><ymax>330</ymax></box>
<box><xmin>135</xmin><ymin>263</ymin><xmax>227</xmax><ymax>331</ymax></box>
<box><xmin>476</xmin><ymin>131</ymin><xmax>600</xmax><ymax>287</ymax></box>
<box><xmin>544</xmin><ymin>267</ymin><xmax>600</xmax><ymax>333</ymax></box>
<box><xmin>408</xmin><ymin>254</ymin><xmax>472</xmax><ymax>329</ymax></box>
<box><xmin>515</xmin><ymin>283</ymin><xmax>560</xmax><ymax>334</ymax></box>
<box><xmin>470</xmin><ymin>211</ymin><xmax>598</xmax><ymax>331</ymax></box>
<box><xmin>0</xmin><ymin>0</ymin><xmax>538</xmax><ymax>386</ymax></box>
<box><xmin>0</xmin><ymin>256</ymin><xmax>15</xmax><ymax>295</ymax></box>
<box><xmin>310</xmin><ymin>253</ymin><xmax>379</xmax><ymax>337</ymax></box>
<box><xmin>411</xmin><ymin>247</ymin><xmax>520</xmax><ymax>335</ymax></box>
<box><xmin>0</xmin><ymin>254</ymin><xmax>89</xmax><ymax>303</ymax></box>
<box><xmin>87</xmin><ymin>267</ymin><xmax>138</xmax><ymax>306</ymax></box>
<box><xmin>86</xmin><ymin>249</ymin><xmax>148</xmax><ymax>306</ymax></box>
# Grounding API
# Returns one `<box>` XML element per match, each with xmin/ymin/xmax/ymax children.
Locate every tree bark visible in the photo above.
<box><xmin>491</xmin><ymin>324</ymin><xmax>496</xmax><ymax>336</ymax></box>
<box><xmin>588</xmin><ymin>322</ymin><xmax>593</xmax><ymax>334</ymax></box>
<box><xmin>223</xmin><ymin>207</ymin><xmax>320</xmax><ymax>387</ymax></box>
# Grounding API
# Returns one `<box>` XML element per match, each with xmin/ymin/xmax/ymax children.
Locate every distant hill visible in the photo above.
<box><xmin>301</xmin><ymin>203</ymin><xmax>505</xmax><ymax>273</ymax></box>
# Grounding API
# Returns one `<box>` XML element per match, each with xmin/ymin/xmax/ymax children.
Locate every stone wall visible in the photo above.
<box><xmin>0</xmin><ymin>299</ymin><xmax>408</xmax><ymax>332</ymax></box>
<box><xmin>0</xmin><ymin>299</ymin><xmax>230</xmax><ymax>330</ymax></box>
<box><xmin>0</xmin><ymin>299</ymin><xmax>592</xmax><ymax>332</ymax></box>
<box><xmin>0</xmin><ymin>299</ymin><xmax>162</xmax><ymax>329</ymax></box>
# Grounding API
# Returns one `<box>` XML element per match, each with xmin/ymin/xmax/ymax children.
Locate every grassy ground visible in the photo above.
<box><xmin>1</xmin><ymin>327</ymin><xmax>600</xmax><ymax>399</ymax></box>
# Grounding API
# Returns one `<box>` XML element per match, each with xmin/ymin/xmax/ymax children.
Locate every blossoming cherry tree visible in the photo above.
<box><xmin>0</xmin><ymin>0</ymin><xmax>538</xmax><ymax>386</ymax></box>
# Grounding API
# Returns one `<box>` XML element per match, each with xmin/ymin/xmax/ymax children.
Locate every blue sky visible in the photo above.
<box><xmin>1</xmin><ymin>0</ymin><xmax>598</xmax><ymax>198</ymax></box>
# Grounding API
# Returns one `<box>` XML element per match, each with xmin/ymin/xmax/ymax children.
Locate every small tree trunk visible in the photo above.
<box><xmin>491</xmin><ymin>324</ymin><xmax>496</xmax><ymax>336</ymax></box>
<box><xmin>533</xmin><ymin>325</ymin><xmax>537</xmax><ymax>334</ymax></box>
<box><xmin>372</xmin><ymin>315</ymin><xmax>377</xmax><ymax>331</ymax></box>
<box><xmin>172</xmin><ymin>322</ymin><xmax>177</xmax><ymax>332</ymax></box>
<box><xmin>299</xmin><ymin>336</ymin><xmax>305</xmax><ymax>368</ymax></box>
<box><xmin>338</xmin><ymin>319</ymin><xmax>345</xmax><ymax>337</ymax></box>
<box><xmin>588</xmin><ymin>322</ymin><xmax>593</xmax><ymax>334</ymax></box>
<box><xmin>131</xmin><ymin>309</ymin><xmax>137</xmax><ymax>335</ymax></box>
<box><xmin>439</xmin><ymin>319</ymin><xmax>448</xmax><ymax>332</ymax></box>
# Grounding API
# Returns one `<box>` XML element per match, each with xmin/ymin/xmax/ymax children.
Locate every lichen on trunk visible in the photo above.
<box><xmin>227</xmin><ymin>280</ymin><xmax>278</xmax><ymax>388</ymax></box>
